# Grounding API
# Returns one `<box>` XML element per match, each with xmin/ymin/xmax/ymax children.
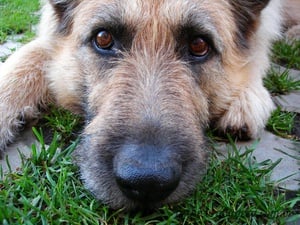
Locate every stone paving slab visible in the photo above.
<box><xmin>271</xmin><ymin>63</ymin><xmax>300</xmax><ymax>80</ymax></box>
<box><xmin>1</xmin><ymin>128</ymin><xmax>39</xmax><ymax>173</ymax></box>
<box><xmin>290</xmin><ymin>68</ymin><xmax>300</xmax><ymax>81</ymax></box>
<box><xmin>271</xmin><ymin>64</ymin><xmax>300</xmax><ymax>113</ymax></box>
<box><xmin>273</xmin><ymin>91</ymin><xmax>300</xmax><ymax>113</ymax></box>
<box><xmin>215</xmin><ymin>130</ymin><xmax>300</xmax><ymax>191</ymax></box>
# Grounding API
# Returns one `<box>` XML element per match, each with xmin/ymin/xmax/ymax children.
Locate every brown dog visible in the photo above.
<box><xmin>0</xmin><ymin>0</ymin><xmax>282</xmax><ymax>209</ymax></box>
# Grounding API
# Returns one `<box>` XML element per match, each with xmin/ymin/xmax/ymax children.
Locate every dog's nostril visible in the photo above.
<box><xmin>115</xmin><ymin>166</ymin><xmax>181</xmax><ymax>202</ymax></box>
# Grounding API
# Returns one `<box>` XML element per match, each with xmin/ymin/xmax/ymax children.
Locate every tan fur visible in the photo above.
<box><xmin>0</xmin><ymin>0</ymin><xmax>282</xmax><ymax>209</ymax></box>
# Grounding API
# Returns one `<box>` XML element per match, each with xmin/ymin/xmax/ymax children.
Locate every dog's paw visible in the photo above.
<box><xmin>213</xmin><ymin>87</ymin><xmax>275</xmax><ymax>140</ymax></box>
<box><xmin>0</xmin><ymin>113</ymin><xmax>23</xmax><ymax>154</ymax></box>
<box><xmin>0</xmin><ymin>105</ymin><xmax>38</xmax><ymax>154</ymax></box>
<box><xmin>216</xmin><ymin>124</ymin><xmax>251</xmax><ymax>141</ymax></box>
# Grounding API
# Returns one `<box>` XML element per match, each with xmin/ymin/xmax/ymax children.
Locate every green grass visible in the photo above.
<box><xmin>1</xmin><ymin>131</ymin><xmax>298</xmax><ymax>224</ymax></box>
<box><xmin>264</xmin><ymin>42</ymin><xmax>300</xmax><ymax>140</ymax></box>
<box><xmin>272</xmin><ymin>40</ymin><xmax>300</xmax><ymax>70</ymax></box>
<box><xmin>0</xmin><ymin>0</ymin><xmax>40</xmax><ymax>43</ymax></box>
<box><xmin>267</xmin><ymin>108</ymin><xmax>297</xmax><ymax>140</ymax></box>
<box><xmin>37</xmin><ymin>106</ymin><xmax>83</xmax><ymax>145</ymax></box>
<box><xmin>264</xmin><ymin>68</ymin><xmax>300</xmax><ymax>95</ymax></box>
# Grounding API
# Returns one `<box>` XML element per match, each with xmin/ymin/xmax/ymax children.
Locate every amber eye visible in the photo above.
<box><xmin>189</xmin><ymin>37</ymin><xmax>209</xmax><ymax>57</ymax></box>
<box><xmin>95</xmin><ymin>30</ymin><xmax>114</xmax><ymax>49</ymax></box>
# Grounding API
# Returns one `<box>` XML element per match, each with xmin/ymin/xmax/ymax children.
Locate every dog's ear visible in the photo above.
<box><xmin>230</xmin><ymin>0</ymin><xmax>270</xmax><ymax>14</ymax></box>
<box><xmin>229</xmin><ymin>0</ymin><xmax>271</xmax><ymax>48</ymax></box>
<box><xmin>48</xmin><ymin>0</ymin><xmax>79</xmax><ymax>34</ymax></box>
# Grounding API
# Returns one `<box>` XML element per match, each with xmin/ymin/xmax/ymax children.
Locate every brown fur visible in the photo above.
<box><xmin>0</xmin><ymin>0</ymin><xmax>282</xmax><ymax>209</ymax></box>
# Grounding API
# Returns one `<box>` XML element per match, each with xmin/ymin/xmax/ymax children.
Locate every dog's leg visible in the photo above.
<box><xmin>0</xmin><ymin>39</ymin><xmax>52</xmax><ymax>152</ymax></box>
<box><xmin>210</xmin><ymin>0</ymin><xmax>282</xmax><ymax>140</ymax></box>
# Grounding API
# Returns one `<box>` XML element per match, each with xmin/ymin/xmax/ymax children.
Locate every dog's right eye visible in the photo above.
<box><xmin>189</xmin><ymin>37</ymin><xmax>210</xmax><ymax>58</ymax></box>
<box><xmin>94</xmin><ymin>30</ymin><xmax>114</xmax><ymax>50</ymax></box>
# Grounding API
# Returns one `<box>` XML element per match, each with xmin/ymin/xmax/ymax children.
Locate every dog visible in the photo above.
<box><xmin>0</xmin><ymin>0</ymin><xmax>282</xmax><ymax>210</ymax></box>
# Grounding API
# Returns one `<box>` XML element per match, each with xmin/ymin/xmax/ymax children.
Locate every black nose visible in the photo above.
<box><xmin>114</xmin><ymin>144</ymin><xmax>181</xmax><ymax>202</ymax></box>
<box><xmin>115</xmin><ymin>165</ymin><xmax>180</xmax><ymax>202</ymax></box>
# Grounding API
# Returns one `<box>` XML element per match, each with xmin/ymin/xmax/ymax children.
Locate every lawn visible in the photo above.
<box><xmin>0</xmin><ymin>1</ymin><xmax>300</xmax><ymax>224</ymax></box>
<box><xmin>0</xmin><ymin>0</ymin><xmax>40</xmax><ymax>43</ymax></box>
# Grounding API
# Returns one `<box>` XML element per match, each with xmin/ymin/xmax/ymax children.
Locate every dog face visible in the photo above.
<box><xmin>44</xmin><ymin>0</ymin><xmax>272</xmax><ymax>209</ymax></box>
<box><xmin>38</xmin><ymin>0</ymin><xmax>275</xmax><ymax>209</ymax></box>
<box><xmin>70</xmin><ymin>0</ymin><xmax>212</xmax><ymax>209</ymax></box>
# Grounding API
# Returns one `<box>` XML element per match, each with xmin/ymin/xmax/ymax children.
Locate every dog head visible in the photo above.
<box><xmin>45</xmin><ymin>0</ymin><xmax>271</xmax><ymax>209</ymax></box>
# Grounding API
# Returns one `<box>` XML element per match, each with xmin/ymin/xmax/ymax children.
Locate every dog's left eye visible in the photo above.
<box><xmin>95</xmin><ymin>30</ymin><xmax>114</xmax><ymax>49</ymax></box>
<box><xmin>189</xmin><ymin>37</ymin><xmax>210</xmax><ymax>58</ymax></box>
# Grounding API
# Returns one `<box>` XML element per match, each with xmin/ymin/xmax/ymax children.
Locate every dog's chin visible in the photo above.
<box><xmin>90</xmin><ymin>183</ymin><xmax>192</xmax><ymax>211</ymax></box>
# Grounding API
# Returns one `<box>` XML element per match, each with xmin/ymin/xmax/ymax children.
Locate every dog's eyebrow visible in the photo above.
<box><xmin>178</xmin><ymin>10</ymin><xmax>224</xmax><ymax>54</ymax></box>
<box><xmin>77</xmin><ymin>2</ymin><xmax>130</xmax><ymax>44</ymax></box>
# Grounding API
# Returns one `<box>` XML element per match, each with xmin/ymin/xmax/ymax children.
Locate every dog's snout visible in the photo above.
<box><xmin>115</xmin><ymin>164</ymin><xmax>180</xmax><ymax>202</ymax></box>
<box><xmin>114</xmin><ymin>144</ymin><xmax>181</xmax><ymax>202</ymax></box>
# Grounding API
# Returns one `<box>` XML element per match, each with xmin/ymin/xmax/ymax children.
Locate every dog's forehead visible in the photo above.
<box><xmin>76</xmin><ymin>0</ymin><xmax>206</xmax><ymax>19</ymax></box>
<box><xmin>74</xmin><ymin>0</ymin><xmax>232</xmax><ymax>34</ymax></box>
